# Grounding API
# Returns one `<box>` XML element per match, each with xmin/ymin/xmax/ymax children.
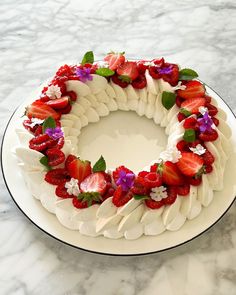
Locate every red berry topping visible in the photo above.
<box><xmin>45</xmin><ymin>168</ymin><xmax>70</xmax><ymax>185</ymax></box>
<box><xmin>130</xmin><ymin>178</ymin><xmax>149</xmax><ymax>196</ymax></box>
<box><xmin>26</xmin><ymin>101</ymin><xmax>60</xmax><ymax>120</ymax></box>
<box><xmin>66</xmin><ymin>91</ymin><xmax>77</xmax><ymax>102</ymax></box>
<box><xmin>46</xmin><ymin>148</ymin><xmax>65</xmax><ymax>166</ymax></box>
<box><xmin>202</xmin><ymin>149</ymin><xmax>215</xmax><ymax>165</ymax></box>
<box><xmin>65</xmin><ymin>154</ymin><xmax>77</xmax><ymax>170</ymax></box>
<box><xmin>131</xmin><ymin>74</ymin><xmax>147</xmax><ymax>89</ymax></box>
<box><xmin>205</xmin><ymin>164</ymin><xmax>213</xmax><ymax>174</ymax></box>
<box><xmin>204</xmin><ymin>95</ymin><xmax>212</xmax><ymax>104</ymax></box>
<box><xmin>80</xmin><ymin>172</ymin><xmax>107</xmax><ymax>195</ymax></box>
<box><xmin>149</xmin><ymin>66</ymin><xmax>162</xmax><ymax>79</ymax></box>
<box><xmin>176</xmin><ymin>184</ymin><xmax>190</xmax><ymax>196</ymax></box>
<box><xmin>199</xmin><ymin>129</ymin><xmax>218</xmax><ymax>142</ymax></box>
<box><xmin>55</xmin><ymin>183</ymin><xmax>73</xmax><ymax>198</ymax></box>
<box><xmin>51</xmin><ymin>137</ymin><xmax>65</xmax><ymax>150</ymax></box>
<box><xmin>150</xmin><ymin>163</ymin><xmax>158</xmax><ymax>173</ymax></box>
<box><xmin>161</xmin><ymin>63</ymin><xmax>179</xmax><ymax>86</ymax></box>
<box><xmin>58</xmin><ymin>104</ymin><xmax>72</xmax><ymax>115</ymax></box>
<box><xmin>183</xmin><ymin>117</ymin><xmax>198</xmax><ymax>130</ymax></box>
<box><xmin>145</xmin><ymin>198</ymin><xmax>164</xmax><ymax>209</ymax></box>
<box><xmin>177</xmin><ymin>152</ymin><xmax>204</xmax><ymax>177</ymax></box>
<box><xmin>29</xmin><ymin>134</ymin><xmax>54</xmax><ymax>152</ymax></box>
<box><xmin>46</xmin><ymin>96</ymin><xmax>69</xmax><ymax>110</ymax></box>
<box><xmin>104</xmin><ymin>52</ymin><xmax>125</xmax><ymax>70</ymax></box>
<box><xmin>56</xmin><ymin>64</ymin><xmax>74</xmax><ymax>77</ymax></box>
<box><xmin>72</xmin><ymin>197</ymin><xmax>89</xmax><ymax>209</ymax></box>
<box><xmin>113</xmin><ymin>166</ymin><xmax>134</xmax><ymax>184</ymax></box>
<box><xmin>176</xmin><ymin>140</ymin><xmax>189</xmax><ymax>152</ymax></box>
<box><xmin>142</xmin><ymin>172</ymin><xmax>162</xmax><ymax>189</ymax></box>
<box><xmin>23</xmin><ymin>119</ymin><xmax>39</xmax><ymax>133</ymax></box>
<box><xmin>136</xmin><ymin>60</ymin><xmax>148</xmax><ymax>74</ymax></box>
<box><xmin>111</xmin><ymin>74</ymin><xmax>129</xmax><ymax>88</ymax></box>
<box><xmin>67</xmin><ymin>158</ymin><xmax>92</xmax><ymax>182</ymax></box>
<box><xmin>177</xmin><ymin>112</ymin><xmax>186</xmax><ymax>122</ymax></box>
<box><xmin>206</xmin><ymin>103</ymin><xmax>218</xmax><ymax>117</ymax></box>
<box><xmin>163</xmin><ymin>186</ymin><xmax>177</xmax><ymax>205</ymax></box>
<box><xmin>34</xmin><ymin>125</ymin><xmax>43</xmax><ymax>136</ymax></box>
<box><xmin>181</xmin><ymin>97</ymin><xmax>206</xmax><ymax>114</ymax></box>
<box><xmin>160</xmin><ymin>161</ymin><xmax>185</xmax><ymax>186</ymax></box>
<box><xmin>187</xmin><ymin>176</ymin><xmax>202</xmax><ymax>186</ymax></box>
<box><xmin>117</xmin><ymin>61</ymin><xmax>139</xmax><ymax>82</ymax></box>
<box><xmin>112</xmin><ymin>185</ymin><xmax>133</xmax><ymax>207</ymax></box>
<box><xmin>212</xmin><ymin>117</ymin><xmax>219</xmax><ymax>127</ymax></box>
<box><xmin>177</xmin><ymin>80</ymin><xmax>205</xmax><ymax>99</ymax></box>
<box><xmin>176</xmin><ymin>96</ymin><xmax>184</xmax><ymax>107</ymax></box>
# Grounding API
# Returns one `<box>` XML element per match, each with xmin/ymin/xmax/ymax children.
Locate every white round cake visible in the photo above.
<box><xmin>14</xmin><ymin>51</ymin><xmax>232</xmax><ymax>240</ymax></box>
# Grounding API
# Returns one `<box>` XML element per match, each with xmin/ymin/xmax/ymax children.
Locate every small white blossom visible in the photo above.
<box><xmin>46</xmin><ymin>85</ymin><xmax>62</xmax><ymax>99</ymax></box>
<box><xmin>143</xmin><ymin>61</ymin><xmax>156</xmax><ymax>67</ymax></box>
<box><xmin>189</xmin><ymin>144</ymin><xmax>206</xmax><ymax>155</ymax></box>
<box><xmin>25</xmin><ymin>118</ymin><xmax>44</xmax><ymax>128</ymax></box>
<box><xmin>150</xmin><ymin>186</ymin><xmax>168</xmax><ymax>202</ymax></box>
<box><xmin>199</xmin><ymin>106</ymin><xmax>208</xmax><ymax>115</ymax></box>
<box><xmin>172</xmin><ymin>81</ymin><xmax>186</xmax><ymax>91</ymax></box>
<box><xmin>95</xmin><ymin>61</ymin><xmax>109</xmax><ymax>68</ymax></box>
<box><xmin>159</xmin><ymin>146</ymin><xmax>182</xmax><ymax>163</ymax></box>
<box><xmin>65</xmin><ymin>178</ymin><xmax>80</xmax><ymax>196</ymax></box>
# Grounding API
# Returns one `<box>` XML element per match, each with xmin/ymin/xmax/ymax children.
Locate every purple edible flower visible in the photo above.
<box><xmin>158</xmin><ymin>65</ymin><xmax>173</xmax><ymax>75</ymax></box>
<box><xmin>45</xmin><ymin>126</ymin><xmax>64</xmax><ymax>140</ymax></box>
<box><xmin>116</xmin><ymin>170</ymin><xmax>135</xmax><ymax>192</ymax></box>
<box><xmin>75</xmin><ymin>67</ymin><xmax>93</xmax><ymax>83</ymax></box>
<box><xmin>197</xmin><ymin>112</ymin><xmax>214</xmax><ymax>133</ymax></box>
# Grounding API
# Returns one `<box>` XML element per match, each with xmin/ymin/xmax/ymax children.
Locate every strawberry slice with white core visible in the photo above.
<box><xmin>117</xmin><ymin>61</ymin><xmax>139</xmax><ymax>82</ymax></box>
<box><xmin>80</xmin><ymin>172</ymin><xmax>107</xmax><ymax>195</ymax></box>
<box><xmin>26</xmin><ymin>101</ymin><xmax>60</xmax><ymax>120</ymax></box>
<box><xmin>181</xmin><ymin>97</ymin><xmax>206</xmax><ymax>114</ymax></box>
<box><xmin>177</xmin><ymin>81</ymin><xmax>205</xmax><ymax>99</ymax></box>
<box><xmin>104</xmin><ymin>52</ymin><xmax>125</xmax><ymax>70</ymax></box>
<box><xmin>177</xmin><ymin>152</ymin><xmax>204</xmax><ymax>177</ymax></box>
<box><xmin>160</xmin><ymin>161</ymin><xmax>185</xmax><ymax>186</ymax></box>
<box><xmin>46</xmin><ymin>96</ymin><xmax>69</xmax><ymax>109</ymax></box>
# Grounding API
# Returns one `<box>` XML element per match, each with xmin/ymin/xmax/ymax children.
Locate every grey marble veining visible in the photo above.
<box><xmin>0</xmin><ymin>0</ymin><xmax>236</xmax><ymax>294</ymax></box>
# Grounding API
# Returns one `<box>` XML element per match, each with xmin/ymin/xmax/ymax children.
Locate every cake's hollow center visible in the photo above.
<box><xmin>77</xmin><ymin>111</ymin><xmax>167</xmax><ymax>172</ymax></box>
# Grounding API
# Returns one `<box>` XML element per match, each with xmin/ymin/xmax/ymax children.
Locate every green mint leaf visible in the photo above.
<box><xmin>42</xmin><ymin>116</ymin><xmax>56</xmax><ymax>133</ymax></box>
<box><xmin>118</xmin><ymin>75</ymin><xmax>131</xmax><ymax>83</ymax></box>
<box><xmin>95</xmin><ymin>68</ymin><xmax>115</xmax><ymax>77</ymax></box>
<box><xmin>183</xmin><ymin>129</ymin><xmax>196</xmax><ymax>142</ymax></box>
<box><xmin>133</xmin><ymin>195</ymin><xmax>149</xmax><ymax>200</ymax></box>
<box><xmin>39</xmin><ymin>156</ymin><xmax>52</xmax><ymax>171</ymax></box>
<box><xmin>179</xmin><ymin>68</ymin><xmax>198</xmax><ymax>81</ymax></box>
<box><xmin>81</xmin><ymin>51</ymin><xmax>94</xmax><ymax>65</ymax></box>
<box><xmin>93</xmin><ymin>155</ymin><xmax>106</xmax><ymax>172</ymax></box>
<box><xmin>161</xmin><ymin>91</ymin><xmax>176</xmax><ymax>110</ymax></box>
<box><xmin>180</xmin><ymin>108</ymin><xmax>192</xmax><ymax>117</ymax></box>
<box><xmin>77</xmin><ymin>192</ymin><xmax>102</xmax><ymax>207</ymax></box>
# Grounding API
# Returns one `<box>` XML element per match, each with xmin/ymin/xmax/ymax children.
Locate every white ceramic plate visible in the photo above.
<box><xmin>1</xmin><ymin>84</ymin><xmax>236</xmax><ymax>256</ymax></box>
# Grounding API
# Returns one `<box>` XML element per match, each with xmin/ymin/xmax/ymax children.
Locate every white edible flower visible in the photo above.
<box><xmin>150</xmin><ymin>186</ymin><xmax>168</xmax><ymax>202</ymax></box>
<box><xmin>172</xmin><ymin>81</ymin><xmax>186</xmax><ymax>91</ymax></box>
<box><xmin>46</xmin><ymin>85</ymin><xmax>62</xmax><ymax>99</ymax></box>
<box><xmin>95</xmin><ymin>61</ymin><xmax>109</xmax><ymax>68</ymax></box>
<box><xmin>65</xmin><ymin>178</ymin><xmax>80</xmax><ymax>196</ymax></box>
<box><xmin>25</xmin><ymin>118</ymin><xmax>44</xmax><ymax>128</ymax></box>
<box><xmin>199</xmin><ymin>106</ymin><xmax>208</xmax><ymax>115</ymax></box>
<box><xmin>159</xmin><ymin>146</ymin><xmax>182</xmax><ymax>163</ymax></box>
<box><xmin>143</xmin><ymin>61</ymin><xmax>156</xmax><ymax>66</ymax></box>
<box><xmin>189</xmin><ymin>144</ymin><xmax>206</xmax><ymax>155</ymax></box>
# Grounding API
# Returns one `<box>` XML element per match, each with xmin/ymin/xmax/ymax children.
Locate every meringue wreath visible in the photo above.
<box><xmin>15</xmin><ymin>51</ymin><xmax>232</xmax><ymax>240</ymax></box>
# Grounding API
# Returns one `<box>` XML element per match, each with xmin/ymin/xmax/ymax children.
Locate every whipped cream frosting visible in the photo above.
<box><xmin>14</xmin><ymin>71</ymin><xmax>232</xmax><ymax>240</ymax></box>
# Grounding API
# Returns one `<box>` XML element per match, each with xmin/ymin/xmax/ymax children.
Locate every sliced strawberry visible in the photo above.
<box><xmin>46</xmin><ymin>96</ymin><xmax>69</xmax><ymax>110</ymax></box>
<box><xmin>183</xmin><ymin>117</ymin><xmax>198</xmax><ymax>130</ymax></box>
<box><xmin>26</xmin><ymin>101</ymin><xmax>60</xmax><ymax>120</ymax></box>
<box><xmin>55</xmin><ymin>183</ymin><xmax>74</xmax><ymax>198</ymax></box>
<box><xmin>145</xmin><ymin>198</ymin><xmax>164</xmax><ymax>209</ymax></box>
<box><xmin>181</xmin><ymin>97</ymin><xmax>206</xmax><ymax>114</ymax></box>
<box><xmin>117</xmin><ymin>61</ymin><xmax>139</xmax><ymax>82</ymax></box>
<box><xmin>67</xmin><ymin>158</ymin><xmax>92</xmax><ymax>182</ymax></box>
<box><xmin>58</xmin><ymin>104</ymin><xmax>72</xmax><ymax>115</ymax></box>
<box><xmin>199</xmin><ymin>129</ymin><xmax>218</xmax><ymax>142</ymax></box>
<box><xmin>206</xmin><ymin>103</ymin><xmax>218</xmax><ymax>116</ymax></box>
<box><xmin>161</xmin><ymin>63</ymin><xmax>179</xmax><ymax>86</ymax></box>
<box><xmin>46</xmin><ymin>148</ymin><xmax>65</xmax><ymax>166</ymax></box>
<box><xmin>80</xmin><ymin>172</ymin><xmax>107</xmax><ymax>195</ymax></box>
<box><xmin>111</xmin><ymin>74</ymin><xmax>129</xmax><ymax>88</ymax></box>
<box><xmin>176</xmin><ymin>184</ymin><xmax>190</xmax><ymax>196</ymax></box>
<box><xmin>104</xmin><ymin>52</ymin><xmax>125</xmax><ymax>70</ymax></box>
<box><xmin>176</xmin><ymin>96</ymin><xmax>184</xmax><ymax>108</ymax></box>
<box><xmin>163</xmin><ymin>187</ymin><xmax>178</xmax><ymax>205</ymax></box>
<box><xmin>102</xmin><ymin>183</ymin><xmax>115</xmax><ymax>201</ymax></box>
<box><xmin>72</xmin><ymin>197</ymin><xmax>89</xmax><ymax>209</ymax></box>
<box><xmin>204</xmin><ymin>95</ymin><xmax>212</xmax><ymax>104</ymax></box>
<box><xmin>202</xmin><ymin>149</ymin><xmax>215</xmax><ymax>165</ymax></box>
<box><xmin>65</xmin><ymin>154</ymin><xmax>77</xmax><ymax>170</ymax></box>
<box><xmin>177</xmin><ymin>81</ymin><xmax>205</xmax><ymax>99</ymax></box>
<box><xmin>136</xmin><ymin>60</ymin><xmax>149</xmax><ymax>74</ymax></box>
<box><xmin>150</xmin><ymin>163</ymin><xmax>158</xmax><ymax>173</ymax></box>
<box><xmin>29</xmin><ymin>134</ymin><xmax>54</xmax><ymax>152</ymax></box>
<box><xmin>149</xmin><ymin>66</ymin><xmax>162</xmax><ymax>79</ymax></box>
<box><xmin>112</xmin><ymin>185</ymin><xmax>133</xmax><ymax>207</ymax></box>
<box><xmin>160</xmin><ymin>161</ymin><xmax>185</xmax><ymax>186</ymax></box>
<box><xmin>177</xmin><ymin>152</ymin><xmax>204</xmax><ymax>177</ymax></box>
<box><xmin>131</xmin><ymin>74</ymin><xmax>147</xmax><ymax>89</ymax></box>
<box><xmin>45</xmin><ymin>168</ymin><xmax>70</xmax><ymax>185</ymax></box>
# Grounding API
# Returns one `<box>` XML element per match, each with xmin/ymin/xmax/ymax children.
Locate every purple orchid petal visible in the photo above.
<box><xmin>45</xmin><ymin>126</ymin><xmax>64</xmax><ymax>140</ymax></box>
<box><xmin>158</xmin><ymin>65</ymin><xmax>173</xmax><ymax>75</ymax></box>
<box><xmin>197</xmin><ymin>112</ymin><xmax>214</xmax><ymax>133</ymax></box>
<box><xmin>75</xmin><ymin>67</ymin><xmax>93</xmax><ymax>83</ymax></box>
<box><xmin>115</xmin><ymin>169</ymin><xmax>135</xmax><ymax>191</ymax></box>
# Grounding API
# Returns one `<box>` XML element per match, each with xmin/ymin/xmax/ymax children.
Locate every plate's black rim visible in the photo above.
<box><xmin>1</xmin><ymin>83</ymin><xmax>236</xmax><ymax>257</ymax></box>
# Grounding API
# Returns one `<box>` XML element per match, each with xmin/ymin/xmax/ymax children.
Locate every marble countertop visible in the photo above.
<box><xmin>1</xmin><ymin>0</ymin><xmax>236</xmax><ymax>294</ymax></box>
